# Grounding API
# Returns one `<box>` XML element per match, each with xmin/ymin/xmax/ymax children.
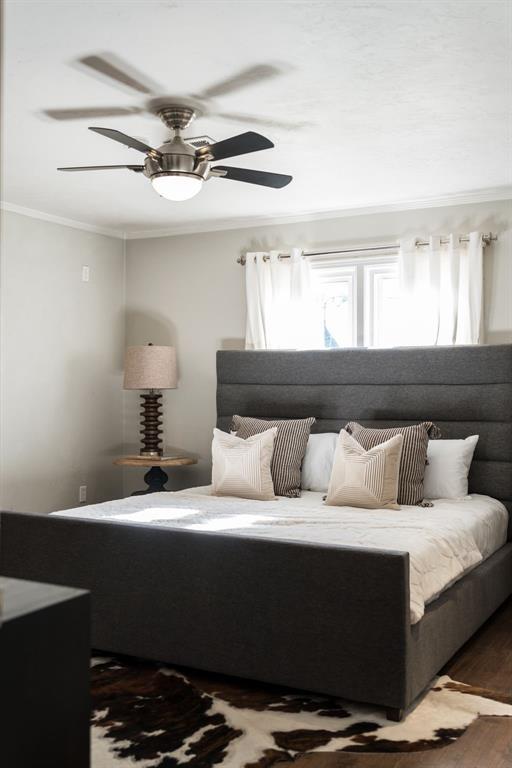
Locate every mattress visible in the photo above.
<box><xmin>54</xmin><ymin>489</ymin><xmax>508</xmax><ymax>624</ymax></box>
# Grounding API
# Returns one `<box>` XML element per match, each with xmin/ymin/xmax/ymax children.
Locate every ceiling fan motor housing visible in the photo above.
<box><xmin>144</xmin><ymin>135</ymin><xmax>211</xmax><ymax>182</ymax></box>
<box><xmin>156</xmin><ymin>105</ymin><xmax>197</xmax><ymax>131</ymax></box>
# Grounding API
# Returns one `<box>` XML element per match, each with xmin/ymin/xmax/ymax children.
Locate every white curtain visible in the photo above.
<box><xmin>245</xmin><ymin>248</ymin><xmax>323</xmax><ymax>350</ymax></box>
<box><xmin>398</xmin><ymin>232</ymin><xmax>483</xmax><ymax>345</ymax></box>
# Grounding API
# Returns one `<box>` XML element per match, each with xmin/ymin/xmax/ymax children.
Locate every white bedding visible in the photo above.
<box><xmin>54</xmin><ymin>488</ymin><xmax>508</xmax><ymax>624</ymax></box>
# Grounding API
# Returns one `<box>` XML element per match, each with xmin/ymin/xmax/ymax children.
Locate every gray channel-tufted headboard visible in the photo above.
<box><xmin>217</xmin><ymin>345</ymin><xmax>512</xmax><ymax>516</ymax></box>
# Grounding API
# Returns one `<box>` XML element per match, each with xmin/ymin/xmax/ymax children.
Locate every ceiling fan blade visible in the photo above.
<box><xmin>213</xmin><ymin>166</ymin><xmax>292</xmax><ymax>188</ymax></box>
<box><xmin>89</xmin><ymin>127</ymin><xmax>158</xmax><ymax>156</ymax></box>
<box><xmin>198</xmin><ymin>65</ymin><xmax>281</xmax><ymax>99</ymax></box>
<box><xmin>202</xmin><ymin>131</ymin><xmax>273</xmax><ymax>162</ymax></box>
<box><xmin>78</xmin><ymin>54</ymin><xmax>157</xmax><ymax>95</ymax></box>
<box><xmin>44</xmin><ymin>106</ymin><xmax>143</xmax><ymax>121</ymax></box>
<box><xmin>58</xmin><ymin>165</ymin><xmax>144</xmax><ymax>172</ymax></box>
<box><xmin>216</xmin><ymin>112</ymin><xmax>311</xmax><ymax>131</ymax></box>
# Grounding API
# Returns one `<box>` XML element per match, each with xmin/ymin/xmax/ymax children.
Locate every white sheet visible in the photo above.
<box><xmin>54</xmin><ymin>489</ymin><xmax>508</xmax><ymax>624</ymax></box>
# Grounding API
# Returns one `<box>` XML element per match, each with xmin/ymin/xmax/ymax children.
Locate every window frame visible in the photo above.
<box><xmin>308</xmin><ymin>250</ymin><xmax>399</xmax><ymax>349</ymax></box>
<box><xmin>314</xmin><ymin>264</ymin><xmax>358</xmax><ymax>348</ymax></box>
<box><xmin>363</xmin><ymin>261</ymin><xmax>400</xmax><ymax>348</ymax></box>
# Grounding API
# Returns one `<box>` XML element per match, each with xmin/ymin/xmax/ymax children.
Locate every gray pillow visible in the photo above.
<box><xmin>231</xmin><ymin>415</ymin><xmax>315</xmax><ymax>497</ymax></box>
<box><xmin>345</xmin><ymin>421</ymin><xmax>441</xmax><ymax>506</ymax></box>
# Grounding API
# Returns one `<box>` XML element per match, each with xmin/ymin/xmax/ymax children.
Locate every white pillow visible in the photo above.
<box><xmin>423</xmin><ymin>436</ymin><xmax>479</xmax><ymax>500</ymax></box>
<box><xmin>211</xmin><ymin>427</ymin><xmax>277</xmax><ymax>500</ymax></box>
<box><xmin>301</xmin><ymin>433</ymin><xmax>338</xmax><ymax>491</ymax></box>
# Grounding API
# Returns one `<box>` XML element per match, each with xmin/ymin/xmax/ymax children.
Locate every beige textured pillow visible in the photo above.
<box><xmin>325</xmin><ymin>430</ymin><xmax>403</xmax><ymax>510</ymax></box>
<box><xmin>345</xmin><ymin>421</ymin><xmax>441</xmax><ymax>506</ymax></box>
<box><xmin>211</xmin><ymin>427</ymin><xmax>277</xmax><ymax>500</ymax></box>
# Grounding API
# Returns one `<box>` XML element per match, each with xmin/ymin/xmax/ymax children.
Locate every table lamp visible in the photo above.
<box><xmin>123</xmin><ymin>343</ymin><xmax>177</xmax><ymax>457</ymax></box>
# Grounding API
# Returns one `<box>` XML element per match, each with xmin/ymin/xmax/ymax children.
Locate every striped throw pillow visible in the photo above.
<box><xmin>231</xmin><ymin>415</ymin><xmax>315</xmax><ymax>497</ymax></box>
<box><xmin>212</xmin><ymin>427</ymin><xmax>277</xmax><ymax>500</ymax></box>
<box><xmin>345</xmin><ymin>421</ymin><xmax>441</xmax><ymax>506</ymax></box>
<box><xmin>325</xmin><ymin>430</ymin><xmax>403</xmax><ymax>510</ymax></box>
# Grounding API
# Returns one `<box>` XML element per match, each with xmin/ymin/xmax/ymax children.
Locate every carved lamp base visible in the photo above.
<box><xmin>139</xmin><ymin>390</ymin><xmax>163</xmax><ymax>457</ymax></box>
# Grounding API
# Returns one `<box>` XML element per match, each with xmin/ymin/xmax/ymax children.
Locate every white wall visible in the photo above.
<box><xmin>124</xmin><ymin>198</ymin><xmax>512</xmax><ymax>493</ymax></box>
<box><xmin>0</xmin><ymin>210</ymin><xmax>125</xmax><ymax>512</ymax></box>
<box><xmin>3</xmin><ymin>200</ymin><xmax>509</xmax><ymax>505</ymax></box>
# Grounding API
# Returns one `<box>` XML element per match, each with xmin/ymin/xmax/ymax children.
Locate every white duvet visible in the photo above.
<box><xmin>54</xmin><ymin>488</ymin><xmax>508</xmax><ymax>624</ymax></box>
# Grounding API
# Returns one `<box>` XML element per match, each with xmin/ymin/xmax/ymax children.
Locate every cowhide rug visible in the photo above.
<box><xmin>91</xmin><ymin>656</ymin><xmax>512</xmax><ymax>767</ymax></box>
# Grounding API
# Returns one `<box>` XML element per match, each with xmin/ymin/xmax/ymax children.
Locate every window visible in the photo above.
<box><xmin>309</xmin><ymin>252</ymin><xmax>400</xmax><ymax>348</ymax></box>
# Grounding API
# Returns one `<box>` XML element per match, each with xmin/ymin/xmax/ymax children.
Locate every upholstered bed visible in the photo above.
<box><xmin>1</xmin><ymin>344</ymin><xmax>511</xmax><ymax>720</ymax></box>
<box><xmin>52</xmin><ymin>488</ymin><xmax>508</xmax><ymax>626</ymax></box>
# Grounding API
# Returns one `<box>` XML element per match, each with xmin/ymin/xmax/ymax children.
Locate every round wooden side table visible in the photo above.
<box><xmin>114</xmin><ymin>455</ymin><xmax>197</xmax><ymax>495</ymax></box>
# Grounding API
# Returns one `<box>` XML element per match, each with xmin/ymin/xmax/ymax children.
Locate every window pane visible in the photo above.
<box><xmin>373</xmin><ymin>274</ymin><xmax>400</xmax><ymax>347</ymax></box>
<box><xmin>320</xmin><ymin>280</ymin><xmax>354</xmax><ymax>348</ymax></box>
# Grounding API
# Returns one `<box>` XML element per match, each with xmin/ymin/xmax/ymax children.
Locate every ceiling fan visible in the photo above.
<box><xmin>44</xmin><ymin>53</ymin><xmax>305</xmax><ymax>131</ymax></box>
<box><xmin>57</xmin><ymin>105</ymin><xmax>293</xmax><ymax>200</ymax></box>
<box><xmin>52</xmin><ymin>54</ymin><xmax>296</xmax><ymax>200</ymax></box>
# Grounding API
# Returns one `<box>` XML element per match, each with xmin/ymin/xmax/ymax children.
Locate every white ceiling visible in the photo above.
<box><xmin>2</xmin><ymin>0</ymin><xmax>512</xmax><ymax>236</ymax></box>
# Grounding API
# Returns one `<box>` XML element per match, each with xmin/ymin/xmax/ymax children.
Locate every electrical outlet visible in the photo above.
<box><xmin>79</xmin><ymin>485</ymin><xmax>87</xmax><ymax>503</ymax></box>
<box><xmin>81</xmin><ymin>265</ymin><xmax>90</xmax><ymax>282</ymax></box>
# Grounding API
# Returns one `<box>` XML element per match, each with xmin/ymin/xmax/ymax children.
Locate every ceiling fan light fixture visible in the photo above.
<box><xmin>151</xmin><ymin>172</ymin><xmax>203</xmax><ymax>201</ymax></box>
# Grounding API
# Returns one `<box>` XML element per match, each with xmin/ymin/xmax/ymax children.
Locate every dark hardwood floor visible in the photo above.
<box><xmin>292</xmin><ymin>598</ymin><xmax>512</xmax><ymax>768</ymax></box>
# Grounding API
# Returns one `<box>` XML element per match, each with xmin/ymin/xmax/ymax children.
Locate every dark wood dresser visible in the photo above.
<box><xmin>0</xmin><ymin>577</ymin><xmax>90</xmax><ymax>767</ymax></box>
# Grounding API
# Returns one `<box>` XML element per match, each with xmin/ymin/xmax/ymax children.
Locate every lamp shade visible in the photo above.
<box><xmin>123</xmin><ymin>344</ymin><xmax>177</xmax><ymax>390</ymax></box>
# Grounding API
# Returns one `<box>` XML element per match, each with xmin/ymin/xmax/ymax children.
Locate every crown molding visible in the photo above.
<box><xmin>124</xmin><ymin>186</ymin><xmax>512</xmax><ymax>240</ymax></box>
<box><xmin>2</xmin><ymin>185</ymin><xmax>511</xmax><ymax>243</ymax></box>
<box><xmin>0</xmin><ymin>201</ymin><xmax>125</xmax><ymax>239</ymax></box>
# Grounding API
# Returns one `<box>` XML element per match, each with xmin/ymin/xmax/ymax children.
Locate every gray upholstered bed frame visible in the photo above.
<box><xmin>1</xmin><ymin>345</ymin><xmax>511</xmax><ymax>720</ymax></box>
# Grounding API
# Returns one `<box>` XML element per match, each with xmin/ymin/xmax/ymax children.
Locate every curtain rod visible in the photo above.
<box><xmin>236</xmin><ymin>232</ymin><xmax>497</xmax><ymax>265</ymax></box>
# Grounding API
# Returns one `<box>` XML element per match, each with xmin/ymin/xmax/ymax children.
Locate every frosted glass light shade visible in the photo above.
<box><xmin>151</xmin><ymin>173</ymin><xmax>203</xmax><ymax>201</ymax></box>
<box><xmin>123</xmin><ymin>345</ymin><xmax>177</xmax><ymax>390</ymax></box>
